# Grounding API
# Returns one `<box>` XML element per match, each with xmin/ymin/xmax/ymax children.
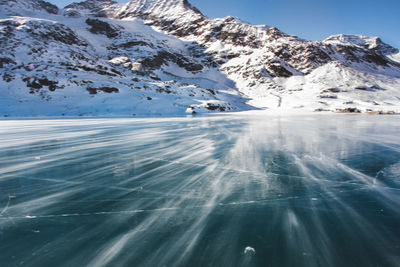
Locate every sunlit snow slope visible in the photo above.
<box><xmin>0</xmin><ymin>0</ymin><xmax>399</xmax><ymax>116</ymax></box>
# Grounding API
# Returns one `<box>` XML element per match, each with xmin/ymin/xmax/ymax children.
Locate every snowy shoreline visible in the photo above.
<box><xmin>1</xmin><ymin>108</ymin><xmax>399</xmax><ymax>120</ymax></box>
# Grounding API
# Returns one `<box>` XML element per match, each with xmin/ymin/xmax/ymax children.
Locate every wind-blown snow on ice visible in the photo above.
<box><xmin>0</xmin><ymin>115</ymin><xmax>399</xmax><ymax>266</ymax></box>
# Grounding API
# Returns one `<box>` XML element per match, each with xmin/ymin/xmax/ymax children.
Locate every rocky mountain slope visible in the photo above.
<box><xmin>0</xmin><ymin>0</ymin><xmax>399</xmax><ymax>116</ymax></box>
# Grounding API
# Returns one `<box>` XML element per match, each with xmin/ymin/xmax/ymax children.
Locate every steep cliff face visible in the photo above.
<box><xmin>0</xmin><ymin>0</ymin><xmax>399</xmax><ymax>116</ymax></box>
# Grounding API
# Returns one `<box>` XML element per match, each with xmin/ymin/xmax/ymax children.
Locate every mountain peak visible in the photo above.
<box><xmin>324</xmin><ymin>34</ymin><xmax>381</xmax><ymax>48</ymax></box>
<box><xmin>64</xmin><ymin>0</ymin><xmax>120</xmax><ymax>17</ymax></box>
<box><xmin>117</xmin><ymin>0</ymin><xmax>204</xmax><ymax>20</ymax></box>
<box><xmin>324</xmin><ymin>34</ymin><xmax>398</xmax><ymax>56</ymax></box>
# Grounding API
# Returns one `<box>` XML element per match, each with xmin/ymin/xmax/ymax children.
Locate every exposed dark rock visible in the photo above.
<box><xmin>87</xmin><ymin>86</ymin><xmax>119</xmax><ymax>94</ymax></box>
<box><xmin>379</xmin><ymin>111</ymin><xmax>397</xmax><ymax>115</ymax></box>
<box><xmin>267</xmin><ymin>64</ymin><xmax>293</xmax><ymax>78</ymax></box>
<box><xmin>140</xmin><ymin>51</ymin><xmax>203</xmax><ymax>72</ymax></box>
<box><xmin>314</xmin><ymin>108</ymin><xmax>331</xmax><ymax>112</ymax></box>
<box><xmin>0</xmin><ymin>57</ymin><xmax>16</xmax><ymax>68</ymax></box>
<box><xmin>38</xmin><ymin>78</ymin><xmax>58</xmax><ymax>91</ymax></box>
<box><xmin>150</xmin><ymin>76</ymin><xmax>161</xmax><ymax>81</ymax></box>
<box><xmin>206</xmin><ymin>103</ymin><xmax>226</xmax><ymax>112</ymax></box>
<box><xmin>331</xmin><ymin>44</ymin><xmax>390</xmax><ymax>67</ymax></box>
<box><xmin>269</xmin><ymin>43</ymin><xmax>331</xmax><ymax>74</ymax></box>
<box><xmin>363</xmin><ymin>53</ymin><xmax>388</xmax><ymax>66</ymax></box>
<box><xmin>38</xmin><ymin>0</ymin><xmax>58</xmax><ymax>14</ymax></box>
<box><xmin>355</xmin><ymin>86</ymin><xmax>368</xmax><ymax>91</ymax></box>
<box><xmin>109</xmin><ymin>41</ymin><xmax>154</xmax><ymax>50</ymax></box>
<box><xmin>79</xmin><ymin>65</ymin><xmax>120</xmax><ymax>76</ymax></box>
<box><xmin>86</xmin><ymin>18</ymin><xmax>119</xmax><ymax>38</ymax></box>
<box><xmin>25</xmin><ymin>78</ymin><xmax>43</xmax><ymax>90</ymax></box>
<box><xmin>336</xmin><ymin>108</ymin><xmax>361</xmax><ymax>113</ymax></box>
<box><xmin>0</xmin><ymin>19</ymin><xmax>88</xmax><ymax>47</ymax></box>
<box><xmin>334</xmin><ymin>45</ymin><xmax>360</xmax><ymax>63</ymax></box>
<box><xmin>110</xmin><ymin>68</ymin><xmax>123</xmax><ymax>76</ymax></box>
<box><xmin>156</xmin><ymin>87</ymin><xmax>173</xmax><ymax>94</ymax></box>
<box><xmin>40</xmin><ymin>24</ymin><xmax>88</xmax><ymax>46</ymax></box>
<box><xmin>2</xmin><ymin>73</ymin><xmax>15</xmax><ymax>82</ymax></box>
<box><xmin>23</xmin><ymin>77</ymin><xmax>60</xmax><ymax>91</ymax></box>
<box><xmin>206</xmin><ymin>89</ymin><xmax>216</xmax><ymax>95</ymax></box>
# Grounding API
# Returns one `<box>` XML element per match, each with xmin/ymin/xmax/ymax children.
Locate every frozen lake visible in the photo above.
<box><xmin>0</xmin><ymin>115</ymin><xmax>399</xmax><ymax>267</ymax></box>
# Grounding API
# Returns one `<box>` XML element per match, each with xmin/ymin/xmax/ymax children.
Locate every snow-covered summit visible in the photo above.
<box><xmin>117</xmin><ymin>0</ymin><xmax>204</xmax><ymax>20</ymax></box>
<box><xmin>0</xmin><ymin>0</ymin><xmax>58</xmax><ymax>16</ymax></box>
<box><xmin>64</xmin><ymin>0</ymin><xmax>122</xmax><ymax>18</ymax></box>
<box><xmin>325</xmin><ymin>34</ymin><xmax>380</xmax><ymax>48</ymax></box>
<box><xmin>324</xmin><ymin>34</ymin><xmax>398</xmax><ymax>53</ymax></box>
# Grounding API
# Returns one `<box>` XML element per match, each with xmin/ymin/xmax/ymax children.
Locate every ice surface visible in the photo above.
<box><xmin>0</xmin><ymin>115</ymin><xmax>399</xmax><ymax>266</ymax></box>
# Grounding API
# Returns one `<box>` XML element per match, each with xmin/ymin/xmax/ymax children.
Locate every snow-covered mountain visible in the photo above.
<box><xmin>0</xmin><ymin>0</ymin><xmax>59</xmax><ymax>16</ymax></box>
<box><xmin>64</xmin><ymin>0</ymin><xmax>120</xmax><ymax>18</ymax></box>
<box><xmin>0</xmin><ymin>0</ymin><xmax>399</xmax><ymax>116</ymax></box>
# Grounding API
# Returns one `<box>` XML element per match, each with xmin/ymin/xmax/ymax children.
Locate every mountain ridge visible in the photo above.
<box><xmin>0</xmin><ymin>0</ymin><xmax>399</xmax><ymax>116</ymax></box>
<box><xmin>0</xmin><ymin>0</ymin><xmax>59</xmax><ymax>16</ymax></box>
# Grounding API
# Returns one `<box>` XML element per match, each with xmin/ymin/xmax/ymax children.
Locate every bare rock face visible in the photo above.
<box><xmin>37</xmin><ymin>0</ymin><xmax>59</xmax><ymax>14</ymax></box>
<box><xmin>85</xmin><ymin>18</ymin><xmax>120</xmax><ymax>38</ymax></box>
<box><xmin>139</xmin><ymin>51</ymin><xmax>204</xmax><ymax>72</ymax></box>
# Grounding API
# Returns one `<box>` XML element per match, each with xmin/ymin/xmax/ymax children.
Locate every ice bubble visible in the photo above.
<box><xmin>244</xmin><ymin>246</ymin><xmax>256</xmax><ymax>255</ymax></box>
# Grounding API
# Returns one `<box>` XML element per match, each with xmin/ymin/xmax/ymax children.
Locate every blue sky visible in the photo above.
<box><xmin>49</xmin><ymin>0</ymin><xmax>400</xmax><ymax>48</ymax></box>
